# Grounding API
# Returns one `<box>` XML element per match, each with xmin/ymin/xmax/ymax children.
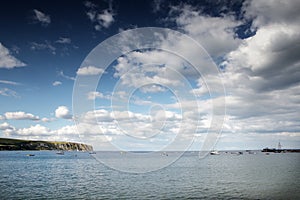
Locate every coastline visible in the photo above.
<box><xmin>0</xmin><ymin>138</ymin><xmax>93</xmax><ymax>151</ymax></box>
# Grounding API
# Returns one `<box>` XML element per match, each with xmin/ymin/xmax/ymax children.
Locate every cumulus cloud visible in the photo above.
<box><xmin>113</xmin><ymin>50</ymin><xmax>195</xmax><ymax>89</ymax></box>
<box><xmin>84</xmin><ymin>1</ymin><xmax>115</xmax><ymax>30</ymax></box>
<box><xmin>243</xmin><ymin>0</ymin><xmax>300</xmax><ymax>28</ymax></box>
<box><xmin>221</xmin><ymin>0</ymin><xmax>300</xmax><ymax>92</ymax></box>
<box><xmin>0</xmin><ymin>43</ymin><xmax>26</xmax><ymax>69</ymax></box>
<box><xmin>17</xmin><ymin>124</ymin><xmax>50</xmax><ymax>135</ymax></box>
<box><xmin>55</xmin><ymin>106</ymin><xmax>72</xmax><ymax>119</ymax></box>
<box><xmin>74</xmin><ymin>108</ymin><xmax>187</xmax><ymax>148</ymax></box>
<box><xmin>32</xmin><ymin>9</ymin><xmax>51</xmax><ymax>26</ymax></box>
<box><xmin>3</xmin><ymin>111</ymin><xmax>40</xmax><ymax>121</ymax></box>
<box><xmin>76</xmin><ymin>66</ymin><xmax>104</xmax><ymax>76</ymax></box>
<box><xmin>171</xmin><ymin>5</ymin><xmax>242</xmax><ymax>58</ymax></box>
<box><xmin>0</xmin><ymin>107</ymin><xmax>184</xmax><ymax>149</ymax></box>
<box><xmin>52</xmin><ymin>81</ymin><xmax>62</xmax><ymax>86</ymax></box>
<box><xmin>2</xmin><ymin>123</ymin><xmax>53</xmax><ymax>139</ymax></box>
<box><xmin>139</xmin><ymin>84</ymin><xmax>167</xmax><ymax>93</ymax></box>
<box><xmin>87</xmin><ymin>91</ymin><xmax>110</xmax><ymax>100</ymax></box>
<box><xmin>0</xmin><ymin>122</ymin><xmax>14</xmax><ymax>130</ymax></box>
<box><xmin>203</xmin><ymin>0</ymin><xmax>300</xmax><ymax>145</ymax></box>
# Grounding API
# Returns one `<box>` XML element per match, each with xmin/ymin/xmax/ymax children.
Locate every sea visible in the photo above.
<box><xmin>0</xmin><ymin>151</ymin><xmax>299</xmax><ymax>199</ymax></box>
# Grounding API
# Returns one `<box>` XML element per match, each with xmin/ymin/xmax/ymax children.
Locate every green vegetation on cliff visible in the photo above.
<box><xmin>0</xmin><ymin>138</ymin><xmax>93</xmax><ymax>151</ymax></box>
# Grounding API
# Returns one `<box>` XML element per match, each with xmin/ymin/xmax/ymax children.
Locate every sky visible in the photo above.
<box><xmin>0</xmin><ymin>0</ymin><xmax>300</xmax><ymax>151</ymax></box>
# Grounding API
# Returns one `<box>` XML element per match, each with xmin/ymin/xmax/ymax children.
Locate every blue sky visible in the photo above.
<box><xmin>1</xmin><ymin>0</ymin><xmax>300</xmax><ymax>151</ymax></box>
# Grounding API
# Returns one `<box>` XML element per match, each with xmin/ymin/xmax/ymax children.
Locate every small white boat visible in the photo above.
<box><xmin>210</xmin><ymin>150</ymin><xmax>220</xmax><ymax>155</ymax></box>
<box><xmin>56</xmin><ymin>151</ymin><xmax>64</xmax><ymax>155</ymax></box>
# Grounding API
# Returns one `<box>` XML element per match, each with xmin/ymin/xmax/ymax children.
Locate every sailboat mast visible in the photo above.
<box><xmin>278</xmin><ymin>141</ymin><xmax>282</xmax><ymax>149</ymax></box>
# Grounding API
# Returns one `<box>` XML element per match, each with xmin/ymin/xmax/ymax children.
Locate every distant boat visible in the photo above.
<box><xmin>161</xmin><ymin>152</ymin><xmax>168</xmax><ymax>156</ymax></box>
<box><xmin>246</xmin><ymin>150</ymin><xmax>255</xmax><ymax>154</ymax></box>
<box><xmin>26</xmin><ymin>154</ymin><xmax>35</xmax><ymax>156</ymax></box>
<box><xmin>56</xmin><ymin>151</ymin><xmax>64</xmax><ymax>155</ymax></box>
<box><xmin>210</xmin><ymin>150</ymin><xmax>220</xmax><ymax>155</ymax></box>
<box><xmin>89</xmin><ymin>151</ymin><xmax>96</xmax><ymax>154</ymax></box>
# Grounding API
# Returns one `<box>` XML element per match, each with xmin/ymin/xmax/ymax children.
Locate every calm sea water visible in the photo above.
<box><xmin>0</xmin><ymin>151</ymin><xmax>299</xmax><ymax>199</ymax></box>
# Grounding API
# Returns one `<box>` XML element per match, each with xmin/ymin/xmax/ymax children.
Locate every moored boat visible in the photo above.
<box><xmin>210</xmin><ymin>150</ymin><xmax>220</xmax><ymax>155</ymax></box>
<box><xmin>56</xmin><ymin>151</ymin><xmax>64</xmax><ymax>155</ymax></box>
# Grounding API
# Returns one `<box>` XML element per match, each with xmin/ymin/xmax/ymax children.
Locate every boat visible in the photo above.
<box><xmin>26</xmin><ymin>154</ymin><xmax>35</xmax><ymax>156</ymax></box>
<box><xmin>210</xmin><ymin>150</ymin><xmax>220</xmax><ymax>155</ymax></box>
<box><xmin>56</xmin><ymin>151</ymin><xmax>64</xmax><ymax>155</ymax></box>
<box><xmin>230</xmin><ymin>151</ymin><xmax>244</xmax><ymax>155</ymax></box>
<box><xmin>89</xmin><ymin>151</ymin><xmax>96</xmax><ymax>154</ymax></box>
<box><xmin>246</xmin><ymin>150</ymin><xmax>255</xmax><ymax>154</ymax></box>
<box><xmin>161</xmin><ymin>152</ymin><xmax>168</xmax><ymax>156</ymax></box>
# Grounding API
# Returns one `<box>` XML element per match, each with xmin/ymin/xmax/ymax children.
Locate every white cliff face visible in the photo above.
<box><xmin>54</xmin><ymin>142</ymin><xmax>93</xmax><ymax>151</ymax></box>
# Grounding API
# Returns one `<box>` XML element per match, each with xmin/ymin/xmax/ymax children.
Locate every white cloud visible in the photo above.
<box><xmin>139</xmin><ymin>84</ymin><xmax>167</xmax><ymax>93</ymax></box>
<box><xmin>17</xmin><ymin>124</ymin><xmax>50</xmax><ymax>135</ymax></box>
<box><xmin>96</xmin><ymin>10</ymin><xmax>114</xmax><ymax>28</ymax></box>
<box><xmin>223</xmin><ymin>23</ymin><xmax>300</xmax><ymax>86</ymax></box>
<box><xmin>87</xmin><ymin>91</ymin><xmax>110</xmax><ymax>100</ymax></box>
<box><xmin>0</xmin><ymin>122</ymin><xmax>14</xmax><ymax>130</ymax></box>
<box><xmin>113</xmin><ymin>50</ymin><xmax>193</xmax><ymax>89</ymax></box>
<box><xmin>220</xmin><ymin>0</ymin><xmax>300</xmax><ymax>94</ymax></box>
<box><xmin>2</xmin><ymin>124</ymin><xmax>53</xmax><ymax>138</ymax></box>
<box><xmin>0</xmin><ymin>88</ymin><xmax>19</xmax><ymax>98</ymax></box>
<box><xmin>33</xmin><ymin>9</ymin><xmax>51</xmax><ymax>26</ymax></box>
<box><xmin>84</xmin><ymin>1</ymin><xmax>115</xmax><ymax>30</ymax></box>
<box><xmin>52</xmin><ymin>81</ymin><xmax>62</xmax><ymax>86</ymax></box>
<box><xmin>172</xmin><ymin>5</ymin><xmax>242</xmax><ymax>57</ymax></box>
<box><xmin>0</xmin><ymin>43</ymin><xmax>26</xmax><ymax>69</ymax></box>
<box><xmin>243</xmin><ymin>0</ymin><xmax>300</xmax><ymax>28</ymax></box>
<box><xmin>202</xmin><ymin>0</ymin><xmax>300</xmax><ymax>144</ymax></box>
<box><xmin>41</xmin><ymin>117</ymin><xmax>54</xmax><ymax>122</ymax></box>
<box><xmin>77</xmin><ymin>66</ymin><xmax>104</xmax><ymax>76</ymax></box>
<box><xmin>4</xmin><ymin>111</ymin><xmax>40</xmax><ymax>121</ymax></box>
<box><xmin>56</xmin><ymin>37</ymin><xmax>71</xmax><ymax>44</ymax></box>
<box><xmin>55</xmin><ymin>106</ymin><xmax>72</xmax><ymax>119</ymax></box>
<box><xmin>76</xmin><ymin>108</ymin><xmax>185</xmax><ymax>145</ymax></box>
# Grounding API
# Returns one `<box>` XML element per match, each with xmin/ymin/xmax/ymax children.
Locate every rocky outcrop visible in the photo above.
<box><xmin>0</xmin><ymin>138</ymin><xmax>93</xmax><ymax>151</ymax></box>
